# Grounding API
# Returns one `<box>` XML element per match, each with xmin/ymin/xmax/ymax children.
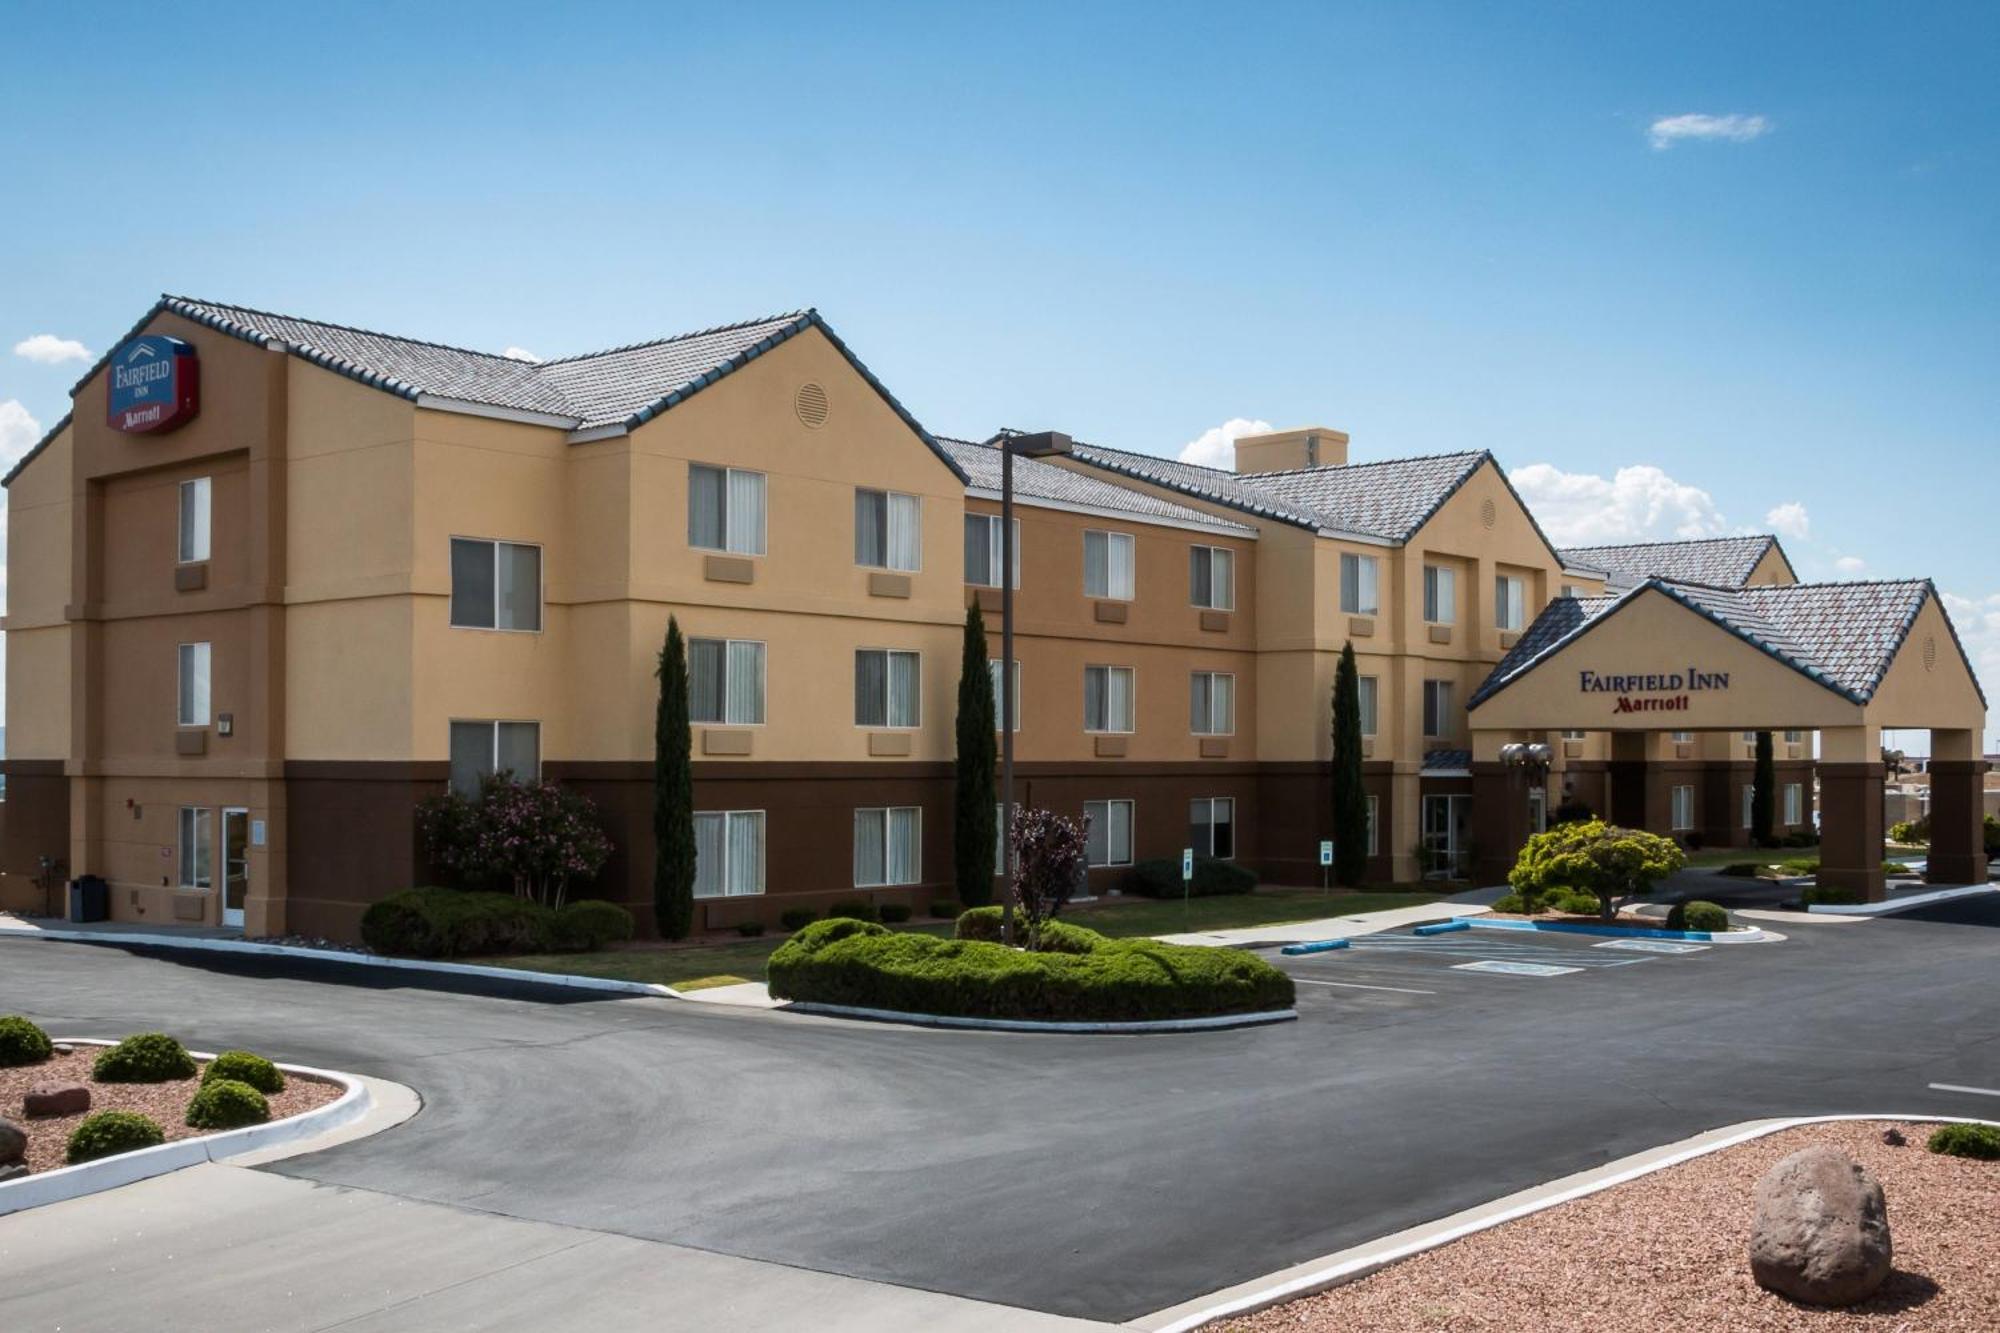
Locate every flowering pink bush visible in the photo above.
<box><xmin>417</xmin><ymin>775</ymin><xmax>612</xmax><ymax>909</ymax></box>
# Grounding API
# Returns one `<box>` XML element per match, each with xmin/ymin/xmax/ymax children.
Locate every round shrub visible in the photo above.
<box><xmin>878</xmin><ymin>903</ymin><xmax>913</xmax><ymax>925</ymax></box>
<box><xmin>1490</xmin><ymin>892</ymin><xmax>1527</xmax><ymax>913</ymax></box>
<box><xmin>93</xmin><ymin>1033</ymin><xmax>196</xmax><ymax>1083</ymax></box>
<box><xmin>202</xmin><ymin>1050</ymin><xmax>285</xmax><ymax>1094</ymax></box>
<box><xmin>185</xmin><ymin>1078</ymin><xmax>270</xmax><ymax>1130</ymax></box>
<box><xmin>0</xmin><ymin>1014</ymin><xmax>53</xmax><ymax>1067</ymax></box>
<box><xmin>1926</xmin><ymin>1122</ymin><xmax>2000</xmax><ymax>1161</ymax></box>
<box><xmin>735</xmin><ymin>920</ymin><xmax>767</xmax><ymax>937</ymax></box>
<box><xmin>928</xmin><ymin>898</ymin><xmax>961</xmax><ymax>920</ymax></box>
<box><xmin>955</xmin><ymin>907</ymin><xmax>1107</xmax><ymax>953</ymax></box>
<box><xmin>1125</xmin><ymin>857</ymin><xmax>1257</xmax><ymax>899</ymax></box>
<box><xmin>1665</xmin><ymin>900</ymin><xmax>1730</xmax><ymax>933</ymax></box>
<box><xmin>826</xmin><ymin>898</ymin><xmax>877</xmax><ymax>923</ymax></box>
<box><xmin>549</xmin><ymin>899</ymin><xmax>636</xmax><ymax>952</ymax></box>
<box><xmin>786</xmin><ymin>916</ymin><xmax>888</xmax><ymax>950</ymax></box>
<box><xmin>66</xmin><ymin>1110</ymin><xmax>166</xmax><ymax>1164</ymax></box>
<box><xmin>361</xmin><ymin>888</ymin><xmax>554</xmax><ymax>958</ymax></box>
<box><xmin>779</xmin><ymin>907</ymin><xmax>818</xmax><ymax>932</ymax></box>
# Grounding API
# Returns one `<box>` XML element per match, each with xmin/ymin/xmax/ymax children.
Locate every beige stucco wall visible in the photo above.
<box><xmin>2</xmin><ymin>421</ymin><xmax>74</xmax><ymax>759</ymax></box>
<box><xmin>1865</xmin><ymin>593</ymin><xmax>1987</xmax><ymax>730</ymax></box>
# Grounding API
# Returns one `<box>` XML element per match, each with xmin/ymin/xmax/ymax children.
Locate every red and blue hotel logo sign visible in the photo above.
<box><xmin>107</xmin><ymin>335</ymin><xmax>201</xmax><ymax>434</ymax></box>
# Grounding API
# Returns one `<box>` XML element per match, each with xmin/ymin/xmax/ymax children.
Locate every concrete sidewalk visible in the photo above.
<box><xmin>1152</xmin><ymin>890</ymin><xmax>1492</xmax><ymax>948</ymax></box>
<box><xmin>0</xmin><ymin>1163</ymin><xmax>1109</xmax><ymax>1332</ymax></box>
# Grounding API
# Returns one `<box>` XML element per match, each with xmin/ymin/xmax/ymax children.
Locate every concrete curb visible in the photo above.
<box><xmin>1457</xmin><ymin>917</ymin><xmax>1772</xmax><ymax>944</ymax></box>
<box><xmin>781</xmin><ymin>1001</ymin><xmax>1298</xmax><ymax>1034</ymax></box>
<box><xmin>0</xmin><ymin>925</ymin><xmax>686</xmax><ymax>1000</ymax></box>
<box><xmin>1806</xmin><ymin>883</ymin><xmax>1999</xmax><ymax>917</ymax></box>
<box><xmin>0</xmin><ymin>1038</ymin><xmax>396</xmax><ymax>1217</ymax></box>
<box><xmin>1136</xmin><ymin>1110</ymin><xmax>2000</xmax><ymax>1333</ymax></box>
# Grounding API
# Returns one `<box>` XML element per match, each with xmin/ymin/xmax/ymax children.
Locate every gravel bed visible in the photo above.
<box><xmin>1216</xmin><ymin>1120</ymin><xmax>1998</xmax><ymax>1332</ymax></box>
<box><xmin>2</xmin><ymin>1047</ymin><xmax>343</xmax><ymax>1175</ymax></box>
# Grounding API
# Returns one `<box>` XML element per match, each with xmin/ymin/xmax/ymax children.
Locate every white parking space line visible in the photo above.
<box><xmin>1593</xmin><ymin>939</ymin><xmax>1710</xmax><ymax>955</ymax></box>
<box><xmin>1928</xmin><ymin>1082</ymin><xmax>2000</xmax><ymax>1098</ymax></box>
<box><xmin>1453</xmin><ymin>960</ymin><xmax>1584</xmax><ymax>978</ymax></box>
<box><xmin>1290</xmin><ymin>978</ymin><xmax>1438</xmax><ymax>995</ymax></box>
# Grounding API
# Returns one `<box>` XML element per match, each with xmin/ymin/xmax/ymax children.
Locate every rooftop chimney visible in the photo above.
<box><xmin>1232</xmin><ymin>426</ymin><xmax>1348</xmax><ymax>474</ymax></box>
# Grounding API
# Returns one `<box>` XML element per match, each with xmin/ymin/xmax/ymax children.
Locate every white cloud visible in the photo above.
<box><xmin>1178</xmin><ymin>418</ymin><xmax>1272</xmax><ymax>470</ymax></box>
<box><xmin>1941</xmin><ymin>591</ymin><xmax>2000</xmax><ymax>731</ymax></box>
<box><xmin>1648</xmin><ymin>113</ymin><xmax>1771</xmax><ymax>151</ymax></box>
<box><xmin>502</xmin><ymin>346</ymin><xmax>541</xmax><ymax>363</ymax></box>
<box><xmin>1834</xmin><ymin>555</ymin><xmax>1867</xmax><ymax>575</ymax></box>
<box><xmin>1764</xmin><ymin>501</ymin><xmax>1810</xmax><ymax>540</ymax></box>
<box><xmin>13</xmin><ymin>334</ymin><xmax>90</xmax><ymax>365</ymax></box>
<box><xmin>0</xmin><ymin>399</ymin><xmax>40</xmax><ymax>474</ymax></box>
<box><xmin>1509</xmin><ymin>462</ymin><xmax>1728</xmax><ymax>546</ymax></box>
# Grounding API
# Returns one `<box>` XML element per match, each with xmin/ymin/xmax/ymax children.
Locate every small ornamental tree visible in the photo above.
<box><xmin>954</xmin><ymin>602</ymin><xmax>999</xmax><ymax>908</ymax></box>
<box><xmin>655</xmin><ymin>617</ymin><xmax>697</xmax><ymax>941</ymax></box>
<box><xmin>417</xmin><ymin>774</ymin><xmax>611</xmax><ymax>910</ymax></box>
<box><xmin>1330</xmin><ymin>641</ymin><xmax>1369</xmax><ymax>887</ymax></box>
<box><xmin>1507</xmin><ymin>819</ymin><xmax>1686</xmax><ymax>921</ymax></box>
<box><xmin>1010</xmin><ymin>806</ymin><xmax>1090</xmax><ymax>951</ymax></box>
<box><xmin>1751</xmin><ymin>730</ymin><xmax>1777</xmax><ymax>847</ymax></box>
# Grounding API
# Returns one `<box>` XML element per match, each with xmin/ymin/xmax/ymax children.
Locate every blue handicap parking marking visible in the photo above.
<box><xmin>1592</xmin><ymin>939</ymin><xmax>1710</xmax><ymax>955</ymax></box>
<box><xmin>1453</xmin><ymin>960</ymin><xmax>1583</xmax><ymax>978</ymax></box>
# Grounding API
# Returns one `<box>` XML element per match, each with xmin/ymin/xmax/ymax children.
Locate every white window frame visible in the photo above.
<box><xmin>1339</xmin><ymin>552</ymin><xmax>1379</xmax><ymax>615</ymax></box>
<box><xmin>448</xmin><ymin>719</ymin><xmax>541</xmax><ymax>797</ymax></box>
<box><xmin>688</xmin><ymin>638</ymin><xmax>767</xmax><ymax>726</ymax></box>
<box><xmin>449</xmin><ymin>536</ymin><xmax>544</xmax><ymax>632</ymax></box>
<box><xmin>1083</xmin><ymin>529</ymin><xmax>1136</xmax><ymax>600</ymax></box>
<box><xmin>178</xmin><ymin>806</ymin><xmax>213</xmax><ymax>890</ymax></box>
<box><xmin>687</xmin><ymin>463</ymin><xmax>767</xmax><ymax>556</ymax></box>
<box><xmin>1189</xmin><ymin>545</ymin><xmax>1234</xmax><ymax>611</ymax></box>
<box><xmin>1669</xmin><ymin>730</ymin><xmax>1693</xmax><ymax>744</ymax></box>
<box><xmin>1422</xmin><ymin>679</ymin><xmax>1454</xmax><ymax>739</ymax></box>
<box><xmin>1357</xmin><ymin>675</ymin><xmax>1379</xmax><ymax>737</ymax></box>
<box><xmin>1783</xmin><ymin>782</ymin><xmax>1803</xmax><ymax>826</ymax></box>
<box><xmin>177</xmin><ymin>642</ymin><xmax>212</xmax><ymax>727</ymax></box>
<box><xmin>178</xmin><ymin>477</ymin><xmax>211</xmax><ymax>564</ymax></box>
<box><xmin>964</xmin><ymin>513</ymin><xmax>1021</xmax><ymax>589</ymax></box>
<box><xmin>693</xmin><ymin>809</ymin><xmax>767</xmax><ymax>899</ymax></box>
<box><xmin>1084</xmin><ymin>664</ymin><xmax>1136</xmax><ymax>734</ymax></box>
<box><xmin>854</xmin><ymin>649</ymin><xmax>922</xmax><ymax>729</ymax></box>
<box><xmin>854</xmin><ymin>806</ymin><xmax>923</xmax><ymax>887</ymax></box>
<box><xmin>1495</xmin><ymin>573</ymin><xmax>1527</xmax><ymax>631</ymax></box>
<box><xmin>1423</xmin><ymin>564</ymin><xmax>1456</xmax><ymax>624</ymax></box>
<box><xmin>1561</xmin><ymin>729</ymin><xmax>1588</xmax><ymax>741</ymax></box>
<box><xmin>989</xmin><ymin>659</ymin><xmax>1021</xmax><ymax>732</ymax></box>
<box><xmin>1670</xmin><ymin>784</ymin><xmax>1694</xmax><ymax>831</ymax></box>
<box><xmin>855</xmin><ymin>488</ymin><xmax>922</xmax><ymax>572</ymax></box>
<box><xmin>1083</xmin><ymin>798</ymin><xmax>1135</xmax><ymax>868</ymax></box>
<box><xmin>1190</xmin><ymin>796</ymin><xmax>1236</xmax><ymax>860</ymax></box>
<box><xmin>1190</xmin><ymin>671</ymin><xmax>1235</xmax><ymax>736</ymax></box>
<box><xmin>1783</xmin><ymin>730</ymin><xmax>1804</xmax><ymax>744</ymax></box>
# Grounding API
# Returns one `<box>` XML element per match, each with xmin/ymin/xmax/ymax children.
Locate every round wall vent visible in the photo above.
<box><xmin>794</xmin><ymin>382</ymin><xmax>830</xmax><ymax>429</ymax></box>
<box><xmin>1480</xmin><ymin>498</ymin><xmax>1497</xmax><ymax>530</ymax></box>
<box><xmin>1923</xmin><ymin>635</ymin><xmax>1937</xmax><ymax>671</ymax></box>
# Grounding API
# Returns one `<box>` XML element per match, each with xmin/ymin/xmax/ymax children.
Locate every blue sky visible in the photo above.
<box><xmin>2</xmin><ymin>2</ymin><xmax>1995</xmax><ymax>741</ymax></box>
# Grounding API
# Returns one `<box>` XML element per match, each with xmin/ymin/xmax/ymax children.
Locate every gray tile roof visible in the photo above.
<box><xmin>1557</xmin><ymin>535</ymin><xmax>1786</xmax><ymax>590</ymax></box>
<box><xmin>1470</xmin><ymin>577</ymin><xmax>1967</xmax><ymax>709</ymax></box>
<box><xmin>1422</xmin><ymin>748</ymin><xmax>1472</xmax><ymax>774</ymax></box>
<box><xmin>937</xmin><ymin>436</ymin><xmax>1253</xmax><ymax>535</ymax></box>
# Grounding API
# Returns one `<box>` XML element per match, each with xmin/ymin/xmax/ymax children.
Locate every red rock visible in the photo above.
<box><xmin>23</xmin><ymin>1081</ymin><xmax>91</xmax><ymax>1117</ymax></box>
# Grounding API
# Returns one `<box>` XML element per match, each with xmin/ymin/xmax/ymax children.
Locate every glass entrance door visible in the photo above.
<box><xmin>1421</xmin><ymin>795</ymin><xmax>1472</xmax><ymax>878</ymax></box>
<box><xmin>221</xmin><ymin>808</ymin><xmax>249</xmax><ymax>929</ymax></box>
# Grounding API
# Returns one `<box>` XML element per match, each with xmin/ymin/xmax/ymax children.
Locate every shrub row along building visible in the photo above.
<box><xmin>0</xmin><ymin>298</ymin><xmax>1986</xmax><ymax>937</ymax></box>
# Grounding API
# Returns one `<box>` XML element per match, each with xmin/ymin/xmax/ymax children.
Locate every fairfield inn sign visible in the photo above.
<box><xmin>107</xmin><ymin>335</ymin><xmax>200</xmax><ymax>434</ymax></box>
<box><xmin>1580</xmin><ymin>667</ymin><xmax>1730</xmax><ymax>715</ymax></box>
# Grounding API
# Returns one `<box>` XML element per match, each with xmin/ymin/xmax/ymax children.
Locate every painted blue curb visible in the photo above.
<box><xmin>1412</xmin><ymin>920</ymin><xmax>1471</xmax><ymax>936</ymax></box>
<box><xmin>1279</xmin><ymin>938</ymin><xmax>1351</xmax><ymax>956</ymax></box>
<box><xmin>1457</xmin><ymin>917</ymin><xmax>1720</xmax><ymax>943</ymax></box>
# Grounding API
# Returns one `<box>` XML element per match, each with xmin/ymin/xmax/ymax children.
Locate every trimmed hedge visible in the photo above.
<box><xmin>549</xmin><ymin>899</ymin><xmax>636</xmax><ymax>952</ymax></box>
<box><xmin>1126</xmin><ymin>856</ymin><xmax>1257</xmax><ymax>899</ymax></box>
<box><xmin>955</xmin><ymin>906</ymin><xmax>1102</xmax><ymax>954</ymax></box>
<box><xmin>1666</xmin><ymin>900</ymin><xmax>1730</xmax><ymax>933</ymax></box>
<box><xmin>0</xmin><ymin>1014</ymin><xmax>53</xmax><ymax>1067</ymax></box>
<box><xmin>770</xmin><ymin>916</ymin><xmax>1293</xmax><ymax>1022</ymax></box>
<box><xmin>203</xmin><ymin>1050</ymin><xmax>285</xmax><ymax>1094</ymax></box>
<box><xmin>1926</xmin><ymin>1122</ymin><xmax>2000</xmax><ymax>1161</ymax></box>
<box><xmin>66</xmin><ymin>1110</ymin><xmax>165</xmax><ymax>1164</ymax></box>
<box><xmin>185</xmin><ymin>1078</ymin><xmax>271</xmax><ymax>1130</ymax></box>
<box><xmin>93</xmin><ymin>1033</ymin><xmax>196</xmax><ymax>1083</ymax></box>
<box><xmin>361</xmin><ymin>888</ymin><xmax>554</xmax><ymax>958</ymax></box>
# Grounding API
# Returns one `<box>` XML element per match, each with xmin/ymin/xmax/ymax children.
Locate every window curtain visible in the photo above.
<box><xmin>688</xmin><ymin>639</ymin><xmax>726</xmax><ymax>723</ymax></box>
<box><xmin>1357</xmin><ymin>676</ymin><xmax>1378</xmax><ymax>735</ymax></box>
<box><xmin>1107</xmin><ymin>667</ymin><xmax>1133</xmax><ymax>731</ymax></box>
<box><xmin>855</xmin><ymin>490</ymin><xmax>887</xmax><ymax>567</ymax></box>
<box><xmin>888</xmin><ymin>807</ymin><xmax>920</xmax><ymax>884</ymax></box>
<box><xmin>1190</xmin><ymin>799</ymin><xmax>1213</xmax><ymax>856</ymax></box>
<box><xmin>1084</xmin><ymin>530</ymin><xmax>1108</xmax><ymax>596</ymax></box>
<box><xmin>1211</xmin><ymin>674</ymin><xmax>1234</xmax><ymax>732</ymax></box>
<box><xmin>888</xmin><ymin>493</ymin><xmax>921</xmax><ymax>571</ymax></box>
<box><xmin>1190</xmin><ymin>548</ymin><xmax>1212</xmax><ymax>607</ymax></box>
<box><xmin>727</xmin><ymin>811</ymin><xmax>765</xmax><ymax>895</ymax></box>
<box><xmin>499</xmin><ymin>542</ymin><xmax>541</xmax><ymax>631</ymax></box>
<box><xmin>727</xmin><ymin>641</ymin><xmax>765</xmax><ymax>725</ymax></box>
<box><xmin>888</xmin><ymin>651</ymin><xmax>920</xmax><ymax>727</ymax></box>
<box><xmin>855</xmin><ymin>651</ymin><xmax>887</xmax><ymax>727</ymax></box>
<box><xmin>1210</xmin><ymin>548</ymin><xmax>1232</xmax><ymax>609</ymax></box>
<box><xmin>727</xmin><ymin>470</ymin><xmax>766</xmax><ymax>555</ymax></box>
<box><xmin>496</xmin><ymin>722</ymin><xmax>538</xmax><ymax>779</ymax></box>
<box><xmin>1190</xmin><ymin>673</ymin><xmax>1212</xmax><ymax>732</ymax></box>
<box><xmin>688</xmin><ymin>465</ymin><xmax>725</xmax><ymax>549</ymax></box>
<box><xmin>179</xmin><ymin>479</ymin><xmax>210</xmax><ymax>563</ymax></box>
<box><xmin>1107</xmin><ymin>533</ymin><xmax>1134</xmax><ymax>598</ymax></box>
<box><xmin>854</xmin><ymin>810</ymin><xmax>886</xmax><ymax>886</ymax></box>
<box><xmin>450</xmin><ymin>539</ymin><xmax>495</xmax><ymax>628</ymax></box>
<box><xmin>179</xmin><ymin>642</ymin><xmax>211</xmax><ymax>726</ymax></box>
<box><xmin>693</xmin><ymin>813</ymin><xmax>725</xmax><ymax>897</ymax></box>
<box><xmin>1085</xmin><ymin>803</ymin><xmax>1109</xmax><ymax>866</ymax></box>
<box><xmin>1084</xmin><ymin>666</ymin><xmax>1106</xmax><ymax>730</ymax></box>
<box><xmin>1107</xmin><ymin>800</ymin><xmax>1132</xmax><ymax>863</ymax></box>
<box><xmin>964</xmin><ymin>515</ymin><xmax>990</xmax><ymax>585</ymax></box>
<box><xmin>448</xmin><ymin>721</ymin><xmax>489</xmax><ymax>797</ymax></box>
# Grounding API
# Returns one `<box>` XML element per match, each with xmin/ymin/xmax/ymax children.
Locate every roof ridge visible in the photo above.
<box><xmin>1561</xmin><ymin>533</ymin><xmax>1774</xmax><ymax>554</ymax></box>
<box><xmin>164</xmin><ymin>294</ymin><xmax>530</xmax><ymax>366</ymax></box>
<box><xmin>537</xmin><ymin>310</ymin><xmax>815</xmax><ymax>366</ymax></box>
<box><xmin>1743</xmin><ymin>576</ymin><xmax>1929</xmax><ymax>592</ymax></box>
<box><xmin>1245</xmin><ymin>447</ymin><xmax>1489</xmax><ymax>479</ymax></box>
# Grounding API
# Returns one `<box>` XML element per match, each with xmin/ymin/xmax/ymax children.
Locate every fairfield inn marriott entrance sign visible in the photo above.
<box><xmin>1579</xmin><ymin>667</ymin><xmax>1730</xmax><ymax>715</ymax></box>
<box><xmin>106</xmin><ymin>335</ymin><xmax>200</xmax><ymax>433</ymax></box>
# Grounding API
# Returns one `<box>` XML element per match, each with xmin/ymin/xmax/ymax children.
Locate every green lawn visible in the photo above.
<box><xmin>479</xmin><ymin>887</ymin><xmax>1442</xmax><ymax>991</ymax></box>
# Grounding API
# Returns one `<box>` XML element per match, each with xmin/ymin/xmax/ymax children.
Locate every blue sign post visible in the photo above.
<box><xmin>1181</xmin><ymin>847</ymin><xmax>1194</xmax><ymax>921</ymax></box>
<box><xmin>1320</xmin><ymin>839</ymin><xmax>1334</xmax><ymax>894</ymax></box>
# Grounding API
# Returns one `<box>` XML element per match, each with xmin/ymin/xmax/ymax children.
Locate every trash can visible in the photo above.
<box><xmin>67</xmin><ymin>874</ymin><xmax>109</xmax><ymax>924</ymax></box>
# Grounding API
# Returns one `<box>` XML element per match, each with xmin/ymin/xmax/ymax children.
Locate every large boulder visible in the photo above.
<box><xmin>0</xmin><ymin>1117</ymin><xmax>25</xmax><ymax>1164</ymax></box>
<box><xmin>1749</xmin><ymin>1146</ymin><xmax>1892</xmax><ymax>1306</ymax></box>
<box><xmin>24</xmin><ymin>1081</ymin><xmax>91</xmax><ymax>1117</ymax></box>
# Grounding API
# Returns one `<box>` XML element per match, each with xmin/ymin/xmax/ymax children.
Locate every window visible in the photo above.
<box><xmin>1529</xmin><ymin>787</ymin><xmax>1547</xmax><ymax>834</ymax></box>
<box><xmin>855</xmin><ymin>488</ymin><xmax>922</xmax><ymax>571</ymax></box>
<box><xmin>1084</xmin><ymin>530</ymin><xmax>1135</xmax><ymax>599</ymax></box>
<box><xmin>1357</xmin><ymin>676</ymin><xmax>1379</xmax><ymax>737</ymax></box>
<box><xmin>1084</xmin><ymin>665</ymin><xmax>1135</xmax><ymax>733</ymax></box>
<box><xmin>1366</xmin><ymin>794</ymin><xmax>1379</xmax><ymax>856</ymax></box>
<box><xmin>1742</xmin><ymin>784</ymin><xmax>1755</xmax><ymax>830</ymax></box>
<box><xmin>178</xmin><ymin>807</ymin><xmax>213</xmax><ymax>890</ymax></box>
<box><xmin>1670</xmin><ymin>785</ymin><xmax>1694</xmax><ymax>831</ymax></box>
<box><xmin>178</xmin><ymin>478</ymin><xmax>211</xmax><ymax>564</ymax></box>
<box><xmin>1743</xmin><ymin>731</ymin><xmax>1758</xmax><ymax>743</ymax></box>
<box><xmin>448</xmin><ymin>720</ymin><xmax>540</xmax><ymax>797</ymax></box>
<box><xmin>989</xmin><ymin>659</ymin><xmax>1021</xmax><ymax>731</ymax></box>
<box><xmin>1190</xmin><ymin>797</ymin><xmax>1236</xmax><ymax>859</ymax></box>
<box><xmin>177</xmin><ymin>642</ymin><xmax>211</xmax><ymax>727</ymax></box>
<box><xmin>1423</xmin><ymin>565</ymin><xmax>1456</xmax><ymax>623</ymax></box>
<box><xmin>1783</xmin><ymin>783</ymin><xmax>1803</xmax><ymax>825</ymax></box>
<box><xmin>687</xmin><ymin>464</ymin><xmax>766</xmax><ymax>555</ymax></box>
<box><xmin>1783</xmin><ymin>730</ymin><xmax>1804</xmax><ymax>744</ymax></box>
<box><xmin>1495</xmin><ymin>574</ymin><xmax>1527</xmax><ymax>630</ymax></box>
<box><xmin>693</xmin><ymin>810</ymin><xmax>766</xmax><ymax>898</ymax></box>
<box><xmin>1669</xmin><ymin>730</ymin><xmax>1693</xmax><ymax>744</ymax></box>
<box><xmin>1190</xmin><ymin>672</ymin><xmax>1235</xmax><ymax>735</ymax></box>
<box><xmin>1190</xmin><ymin>546</ymin><xmax>1234</xmax><ymax>610</ymax></box>
<box><xmin>1339</xmin><ymin>553</ymin><xmax>1379</xmax><ymax>615</ymax></box>
<box><xmin>1559</xmin><ymin>584</ymin><xmax>1579</xmax><ymax>599</ymax></box>
<box><xmin>855</xmin><ymin>649</ymin><xmax>921</xmax><ymax>728</ymax></box>
<box><xmin>1422</xmin><ymin>679</ymin><xmax>1455</xmax><ymax>739</ymax></box>
<box><xmin>689</xmin><ymin>639</ymin><xmax>765</xmax><ymax>725</ymax></box>
<box><xmin>450</xmin><ymin>538</ymin><xmax>542</xmax><ymax>631</ymax></box>
<box><xmin>1084</xmin><ymin>799</ymin><xmax>1135</xmax><ymax>867</ymax></box>
<box><xmin>1561</xmin><ymin>729</ymin><xmax>1588</xmax><ymax>741</ymax></box>
<box><xmin>854</xmin><ymin>806</ymin><xmax>921</xmax><ymax>886</ymax></box>
<box><xmin>964</xmin><ymin>514</ymin><xmax>1020</xmax><ymax>588</ymax></box>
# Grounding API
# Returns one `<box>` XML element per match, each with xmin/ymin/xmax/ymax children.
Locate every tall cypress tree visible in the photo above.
<box><xmin>954</xmin><ymin>602</ymin><xmax>999</xmax><ymax>907</ymax></box>
<box><xmin>1751</xmin><ymin>729</ymin><xmax>1776</xmax><ymax>848</ymax></box>
<box><xmin>1331</xmin><ymin>641</ymin><xmax>1369</xmax><ymax>887</ymax></box>
<box><xmin>654</xmin><ymin>616</ymin><xmax>696</xmax><ymax>940</ymax></box>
